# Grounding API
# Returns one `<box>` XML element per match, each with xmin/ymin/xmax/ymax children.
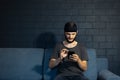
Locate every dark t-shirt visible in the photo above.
<box><xmin>51</xmin><ymin>42</ymin><xmax>88</xmax><ymax>76</ymax></box>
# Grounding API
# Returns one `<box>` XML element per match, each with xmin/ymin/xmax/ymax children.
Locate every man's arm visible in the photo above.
<box><xmin>49</xmin><ymin>48</ymin><xmax>68</xmax><ymax>69</ymax></box>
<box><xmin>70</xmin><ymin>54</ymin><xmax>88</xmax><ymax>71</ymax></box>
<box><xmin>77</xmin><ymin>59</ymin><xmax>88</xmax><ymax>71</ymax></box>
<box><xmin>49</xmin><ymin>58</ymin><xmax>62</xmax><ymax>69</ymax></box>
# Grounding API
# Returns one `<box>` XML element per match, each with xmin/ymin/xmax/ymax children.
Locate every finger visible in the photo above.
<box><xmin>73</xmin><ymin>54</ymin><xmax>79</xmax><ymax>58</ymax></box>
<box><xmin>70</xmin><ymin>57</ymin><xmax>77</xmax><ymax>62</ymax></box>
<box><xmin>71</xmin><ymin>54</ymin><xmax>75</xmax><ymax>57</ymax></box>
<box><xmin>72</xmin><ymin>54</ymin><xmax>78</xmax><ymax>56</ymax></box>
<box><xmin>61</xmin><ymin>49</ymin><xmax>69</xmax><ymax>53</ymax></box>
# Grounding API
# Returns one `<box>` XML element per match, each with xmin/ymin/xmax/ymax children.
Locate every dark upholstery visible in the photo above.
<box><xmin>0</xmin><ymin>48</ymin><xmax>120</xmax><ymax>80</ymax></box>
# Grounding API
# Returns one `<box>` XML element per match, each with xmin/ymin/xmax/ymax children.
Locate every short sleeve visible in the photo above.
<box><xmin>80</xmin><ymin>45</ymin><xmax>88</xmax><ymax>61</ymax></box>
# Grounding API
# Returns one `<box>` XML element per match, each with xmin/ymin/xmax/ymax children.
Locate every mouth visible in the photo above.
<box><xmin>68</xmin><ymin>38</ymin><xmax>73</xmax><ymax>41</ymax></box>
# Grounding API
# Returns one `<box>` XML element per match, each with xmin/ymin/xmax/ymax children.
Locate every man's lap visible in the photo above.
<box><xmin>54</xmin><ymin>73</ymin><xmax>89</xmax><ymax>80</ymax></box>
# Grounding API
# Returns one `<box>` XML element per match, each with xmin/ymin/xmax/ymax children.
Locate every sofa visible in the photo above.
<box><xmin>0</xmin><ymin>48</ymin><xmax>120</xmax><ymax>80</ymax></box>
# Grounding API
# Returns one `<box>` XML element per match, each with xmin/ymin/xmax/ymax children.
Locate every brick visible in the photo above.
<box><xmin>112</xmin><ymin>43</ymin><xmax>120</xmax><ymax>48</ymax></box>
<box><xmin>78</xmin><ymin>36</ymin><xmax>92</xmax><ymax>42</ymax></box>
<box><xmin>78</xmin><ymin>29</ymin><xmax>86</xmax><ymax>35</ymax></box>
<box><xmin>72</xmin><ymin>3</ymin><xmax>85</xmax><ymax>9</ymax></box>
<box><xmin>99</xmin><ymin>29</ymin><xmax>112</xmax><ymax>35</ymax></box>
<box><xmin>113</xmin><ymin>56</ymin><xmax>120</xmax><ymax>62</ymax></box>
<box><xmin>93</xmin><ymin>22</ymin><xmax>106</xmax><ymax>29</ymax></box>
<box><xmin>46</xmin><ymin>3</ymin><xmax>72</xmax><ymax>10</ymax></box>
<box><xmin>96</xmin><ymin>49</ymin><xmax>106</xmax><ymax>57</ymax></box>
<box><xmin>106</xmin><ymin>36</ymin><xmax>113</xmax><ymax>42</ymax></box>
<box><xmin>111</xmin><ymin>29</ymin><xmax>120</xmax><ymax>35</ymax></box>
<box><xmin>113</xmin><ymin>2</ymin><xmax>120</xmax><ymax>8</ymax></box>
<box><xmin>86</xmin><ymin>16</ymin><xmax>96</xmax><ymax>22</ymax></box>
<box><xmin>86</xmin><ymin>42</ymin><xmax>93</xmax><ymax>48</ymax></box>
<box><xmin>106</xmin><ymin>49</ymin><xmax>118</xmax><ymax>56</ymax></box>
<box><xmin>99</xmin><ymin>42</ymin><xmax>113</xmax><ymax>48</ymax></box>
<box><xmin>71</xmin><ymin>16</ymin><xmax>86</xmax><ymax>22</ymax></box>
<box><xmin>36</xmin><ymin>23</ymin><xmax>54</xmax><ymax>29</ymax></box>
<box><xmin>93</xmin><ymin>9</ymin><xmax>106</xmax><ymax>16</ymax></box>
<box><xmin>92</xmin><ymin>42</ymin><xmax>99</xmax><ymax>48</ymax></box>
<box><xmin>106</xmin><ymin>23</ymin><xmax>120</xmax><ymax>29</ymax></box>
<box><xmin>93</xmin><ymin>36</ymin><xmax>106</xmax><ymax>42</ymax></box>
<box><xmin>74</xmin><ymin>9</ymin><xmax>93</xmax><ymax>16</ymax></box>
<box><xmin>85</xmin><ymin>29</ymin><xmax>99</xmax><ymax>35</ymax></box>
<box><xmin>108</xmin><ymin>16</ymin><xmax>120</xmax><ymax>22</ymax></box>
<box><xmin>38</xmin><ymin>9</ymin><xmax>73</xmax><ymax>16</ymax></box>
<box><xmin>63</xmin><ymin>0</ymin><xmax>95</xmax><ymax>4</ymax></box>
<box><xmin>85</xmin><ymin>3</ymin><xmax>95</xmax><ymax>9</ymax></box>
<box><xmin>106</xmin><ymin>36</ymin><xmax>120</xmax><ymax>42</ymax></box>
<box><xmin>95</xmin><ymin>16</ymin><xmax>109</xmax><ymax>22</ymax></box>
<box><xmin>95</xmin><ymin>0</ymin><xmax>117</xmax><ymax>9</ymax></box>
<box><xmin>105</xmin><ymin>9</ymin><xmax>119</xmax><ymax>16</ymax></box>
<box><xmin>78</xmin><ymin>23</ymin><xmax>93</xmax><ymax>29</ymax></box>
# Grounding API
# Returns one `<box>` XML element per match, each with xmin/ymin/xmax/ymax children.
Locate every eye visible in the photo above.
<box><xmin>72</xmin><ymin>33</ymin><xmax>76</xmax><ymax>35</ymax></box>
<box><xmin>72</xmin><ymin>33</ymin><xmax>75</xmax><ymax>35</ymax></box>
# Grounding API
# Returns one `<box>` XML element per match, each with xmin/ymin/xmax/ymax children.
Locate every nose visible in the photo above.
<box><xmin>69</xmin><ymin>34</ymin><xmax>73</xmax><ymax>38</ymax></box>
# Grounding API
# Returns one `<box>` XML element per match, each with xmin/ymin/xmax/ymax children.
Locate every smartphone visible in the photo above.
<box><xmin>68</xmin><ymin>51</ymin><xmax>75</xmax><ymax>59</ymax></box>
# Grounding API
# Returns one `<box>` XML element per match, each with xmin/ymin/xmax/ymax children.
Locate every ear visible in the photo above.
<box><xmin>76</xmin><ymin>30</ymin><xmax>78</xmax><ymax>34</ymax></box>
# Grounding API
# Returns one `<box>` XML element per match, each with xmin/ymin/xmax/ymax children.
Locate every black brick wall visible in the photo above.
<box><xmin>0</xmin><ymin>0</ymin><xmax>120</xmax><ymax>75</ymax></box>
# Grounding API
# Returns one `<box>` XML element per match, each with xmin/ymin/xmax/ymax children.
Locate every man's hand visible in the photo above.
<box><xmin>60</xmin><ymin>48</ymin><xmax>69</xmax><ymax>59</ymax></box>
<box><xmin>69</xmin><ymin>53</ymin><xmax>88</xmax><ymax>71</ymax></box>
<box><xmin>69</xmin><ymin>54</ymin><xmax>80</xmax><ymax>62</ymax></box>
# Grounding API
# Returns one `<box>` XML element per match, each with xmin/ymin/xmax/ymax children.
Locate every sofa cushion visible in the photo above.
<box><xmin>0</xmin><ymin>48</ymin><xmax>44</xmax><ymax>80</ymax></box>
<box><xmin>84</xmin><ymin>49</ymin><xmax>97</xmax><ymax>80</ymax></box>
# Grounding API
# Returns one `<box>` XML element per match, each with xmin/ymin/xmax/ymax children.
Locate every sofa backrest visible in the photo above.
<box><xmin>0</xmin><ymin>48</ymin><xmax>98</xmax><ymax>80</ymax></box>
<box><xmin>0</xmin><ymin>48</ymin><xmax>44</xmax><ymax>80</ymax></box>
<box><xmin>97</xmin><ymin>58</ymin><xmax>108</xmax><ymax>72</ymax></box>
<box><xmin>84</xmin><ymin>49</ymin><xmax>97</xmax><ymax>80</ymax></box>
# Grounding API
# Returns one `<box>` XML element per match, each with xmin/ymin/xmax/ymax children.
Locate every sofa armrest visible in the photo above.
<box><xmin>97</xmin><ymin>58</ymin><xmax>108</xmax><ymax>72</ymax></box>
<box><xmin>98</xmin><ymin>70</ymin><xmax>120</xmax><ymax>80</ymax></box>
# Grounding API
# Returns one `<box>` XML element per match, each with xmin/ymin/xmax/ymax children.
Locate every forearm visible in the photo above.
<box><xmin>77</xmin><ymin>59</ymin><xmax>87</xmax><ymax>71</ymax></box>
<box><xmin>49</xmin><ymin>58</ymin><xmax>62</xmax><ymax>69</ymax></box>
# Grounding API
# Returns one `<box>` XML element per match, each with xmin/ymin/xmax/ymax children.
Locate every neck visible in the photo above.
<box><xmin>63</xmin><ymin>40</ymin><xmax>77</xmax><ymax>48</ymax></box>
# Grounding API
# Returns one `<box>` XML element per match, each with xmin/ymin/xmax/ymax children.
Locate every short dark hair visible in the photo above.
<box><xmin>64</xmin><ymin>21</ymin><xmax>77</xmax><ymax>32</ymax></box>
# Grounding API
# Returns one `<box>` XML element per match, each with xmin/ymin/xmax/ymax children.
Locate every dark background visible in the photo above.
<box><xmin>0</xmin><ymin>0</ymin><xmax>120</xmax><ymax>75</ymax></box>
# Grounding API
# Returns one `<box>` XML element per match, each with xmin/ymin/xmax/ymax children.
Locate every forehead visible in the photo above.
<box><xmin>65</xmin><ymin>32</ymin><xmax>77</xmax><ymax>34</ymax></box>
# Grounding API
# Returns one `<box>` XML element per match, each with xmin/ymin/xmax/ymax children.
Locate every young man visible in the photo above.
<box><xmin>49</xmin><ymin>21</ymin><xmax>89</xmax><ymax>80</ymax></box>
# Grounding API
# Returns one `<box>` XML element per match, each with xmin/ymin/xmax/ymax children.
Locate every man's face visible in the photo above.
<box><xmin>64</xmin><ymin>32</ymin><xmax>77</xmax><ymax>43</ymax></box>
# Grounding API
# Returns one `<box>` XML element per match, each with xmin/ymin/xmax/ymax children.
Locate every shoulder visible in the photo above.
<box><xmin>77</xmin><ymin>43</ymin><xmax>87</xmax><ymax>51</ymax></box>
<box><xmin>77</xmin><ymin>43</ymin><xmax>85</xmax><ymax>48</ymax></box>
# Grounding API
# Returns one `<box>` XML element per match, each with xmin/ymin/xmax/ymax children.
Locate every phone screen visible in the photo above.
<box><xmin>68</xmin><ymin>51</ymin><xmax>75</xmax><ymax>59</ymax></box>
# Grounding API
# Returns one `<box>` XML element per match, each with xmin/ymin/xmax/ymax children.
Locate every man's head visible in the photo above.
<box><xmin>64</xmin><ymin>21</ymin><xmax>78</xmax><ymax>43</ymax></box>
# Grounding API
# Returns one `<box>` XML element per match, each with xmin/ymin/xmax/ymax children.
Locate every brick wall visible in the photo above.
<box><xmin>0</xmin><ymin>0</ymin><xmax>120</xmax><ymax>75</ymax></box>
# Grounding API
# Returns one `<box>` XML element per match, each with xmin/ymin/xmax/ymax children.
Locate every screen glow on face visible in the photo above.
<box><xmin>65</xmin><ymin>32</ymin><xmax>77</xmax><ymax>43</ymax></box>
